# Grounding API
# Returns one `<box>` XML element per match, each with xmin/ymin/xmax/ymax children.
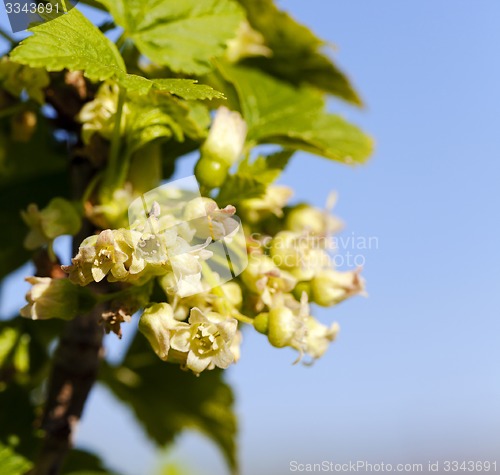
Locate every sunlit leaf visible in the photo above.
<box><xmin>100</xmin><ymin>333</ymin><xmax>238</xmax><ymax>474</ymax></box>
<box><xmin>236</xmin><ymin>0</ymin><xmax>362</xmax><ymax>104</ymax></box>
<box><xmin>98</xmin><ymin>0</ymin><xmax>244</xmax><ymax>75</ymax></box>
<box><xmin>217</xmin><ymin>173</ymin><xmax>266</xmax><ymax>206</ymax></box>
<box><xmin>218</xmin><ymin>63</ymin><xmax>373</xmax><ymax>164</ymax></box>
<box><xmin>10</xmin><ymin>8</ymin><xmax>125</xmax><ymax>81</ymax></box>
<box><xmin>0</xmin><ymin>442</ymin><xmax>33</xmax><ymax>475</ymax></box>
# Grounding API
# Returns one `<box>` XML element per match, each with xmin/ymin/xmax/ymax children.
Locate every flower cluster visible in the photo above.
<box><xmin>239</xmin><ymin>190</ymin><xmax>366</xmax><ymax>363</ymax></box>
<box><xmin>21</xmin><ymin>187</ymin><xmax>366</xmax><ymax>373</ymax></box>
<box><xmin>21</xmin><ymin>101</ymin><xmax>366</xmax><ymax>375</ymax></box>
<box><xmin>61</xmin><ymin>196</ymin><xmax>237</xmax><ymax>294</ymax></box>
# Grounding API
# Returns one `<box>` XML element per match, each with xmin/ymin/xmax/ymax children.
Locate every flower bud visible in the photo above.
<box><xmin>78</xmin><ymin>82</ymin><xmax>129</xmax><ymax>144</ymax></box>
<box><xmin>292</xmin><ymin>281</ymin><xmax>312</xmax><ymax>302</ymax></box>
<box><xmin>221</xmin><ymin>282</ymin><xmax>243</xmax><ymax>308</ymax></box>
<box><xmin>138</xmin><ymin>303</ymin><xmax>185</xmax><ymax>361</ymax></box>
<box><xmin>311</xmin><ymin>269</ymin><xmax>366</xmax><ymax>307</ymax></box>
<box><xmin>226</xmin><ymin>21</ymin><xmax>272</xmax><ymax>63</ymax></box>
<box><xmin>241</xmin><ymin>254</ymin><xmax>276</xmax><ymax>293</ymax></box>
<box><xmin>194</xmin><ymin>156</ymin><xmax>229</xmax><ymax>189</ymax></box>
<box><xmin>270</xmin><ymin>231</ymin><xmax>301</xmax><ymax>269</ymax></box>
<box><xmin>239</xmin><ymin>185</ymin><xmax>293</xmax><ymax>223</ymax></box>
<box><xmin>253</xmin><ymin>312</ymin><xmax>269</xmax><ymax>334</ymax></box>
<box><xmin>20</xmin><ymin>277</ymin><xmax>81</xmax><ymax>321</ymax></box>
<box><xmin>21</xmin><ymin>198</ymin><xmax>81</xmax><ymax>250</ymax></box>
<box><xmin>201</xmin><ymin>107</ymin><xmax>247</xmax><ymax>167</ymax></box>
<box><xmin>286</xmin><ymin>204</ymin><xmax>342</xmax><ymax>235</ymax></box>
<box><xmin>267</xmin><ymin>306</ymin><xmax>301</xmax><ymax>348</ymax></box>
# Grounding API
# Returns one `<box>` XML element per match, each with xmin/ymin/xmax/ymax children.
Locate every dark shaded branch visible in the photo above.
<box><xmin>32</xmin><ymin>303</ymin><xmax>105</xmax><ymax>475</ymax></box>
<box><xmin>32</xmin><ymin>156</ymin><xmax>107</xmax><ymax>475</ymax></box>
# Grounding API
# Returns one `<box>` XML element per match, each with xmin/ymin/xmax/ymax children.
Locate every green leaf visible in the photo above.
<box><xmin>238</xmin><ymin>150</ymin><xmax>294</xmax><ymax>185</ymax></box>
<box><xmin>0</xmin><ymin>326</ymin><xmax>19</xmax><ymax>368</ymax></box>
<box><xmin>10</xmin><ymin>8</ymin><xmax>125</xmax><ymax>82</ymax></box>
<box><xmin>99</xmin><ymin>0</ymin><xmax>244</xmax><ymax>75</ymax></box>
<box><xmin>216</xmin><ymin>173</ymin><xmax>266</xmax><ymax>207</ymax></box>
<box><xmin>236</xmin><ymin>0</ymin><xmax>362</xmax><ymax>105</ymax></box>
<box><xmin>126</xmin><ymin>100</ymin><xmax>183</xmax><ymax>155</ymax></box>
<box><xmin>9</xmin><ymin>6</ymin><xmax>226</xmax><ymax>101</ymax></box>
<box><xmin>124</xmin><ymin>96</ymin><xmax>209</xmax><ymax>155</ymax></box>
<box><xmin>218</xmin><ymin>63</ymin><xmax>373</xmax><ymax>164</ymax></box>
<box><xmin>0</xmin><ymin>117</ymin><xmax>69</xmax><ymax>280</ymax></box>
<box><xmin>0</xmin><ymin>318</ymin><xmax>64</xmax><ymax>458</ymax></box>
<box><xmin>120</xmin><ymin>75</ymin><xmax>224</xmax><ymax>101</ymax></box>
<box><xmin>65</xmin><ymin>473</ymin><xmax>117</xmax><ymax>475</ymax></box>
<box><xmin>62</xmin><ymin>447</ymin><xmax>122</xmax><ymax>475</ymax></box>
<box><xmin>100</xmin><ymin>333</ymin><xmax>238</xmax><ymax>474</ymax></box>
<box><xmin>0</xmin><ymin>317</ymin><xmax>63</xmax><ymax>386</ymax></box>
<box><xmin>0</xmin><ymin>118</ymin><xmax>67</xmax><ymax>188</ymax></box>
<box><xmin>0</xmin><ymin>58</ymin><xmax>50</xmax><ymax>104</ymax></box>
<box><xmin>0</xmin><ymin>383</ymin><xmax>39</xmax><ymax>459</ymax></box>
<box><xmin>0</xmin><ymin>442</ymin><xmax>33</xmax><ymax>475</ymax></box>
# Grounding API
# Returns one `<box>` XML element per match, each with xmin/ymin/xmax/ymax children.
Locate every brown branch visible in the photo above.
<box><xmin>32</xmin><ymin>302</ymin><xmax>106</xmax><ymax>475</ymax></box>
<box><xmin>32</xmin><ymin>155</ymin><xmax>107</xmax><ymax>475</ymax></box>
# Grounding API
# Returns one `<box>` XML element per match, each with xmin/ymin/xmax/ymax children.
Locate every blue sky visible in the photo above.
<box><xmin>1</xmin><ymin>1</ymin><xmax>500</xmax><ymax>474</ymax></box>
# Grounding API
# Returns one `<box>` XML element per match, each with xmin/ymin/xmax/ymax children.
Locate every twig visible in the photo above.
<box><xmin>32</xmin><ymin>158</ymin><xmax>108</xmax><ymax>475</ymax></box>
<box><xmin>100</xmin><ymin>85</ymin><xmax>126</xmax><ymax>201</ymax></box>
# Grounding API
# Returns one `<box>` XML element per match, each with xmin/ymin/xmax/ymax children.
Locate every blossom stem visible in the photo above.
<box><xmin>95</xmin><ymin>284</ymin><xmax>143</xmax><ymax>304</ymax></box>
<box><xmin>81</xmin><ymin>170</ymin><xmax>103</xmax><ymax>205</ymax></box>
<box><xmin>231</xmin><ymin>310</ymin><xmax>254</xmax><ymax>326</ymax></box>
<box><xmin>200</xmin><ymin>261</ymin><xmax>254</xmax><ymax>325</ymax></box>
<box><xmin>101</xmin><ymin>85</ymin><xmax>126</xmax><ymax>201</ymax></box>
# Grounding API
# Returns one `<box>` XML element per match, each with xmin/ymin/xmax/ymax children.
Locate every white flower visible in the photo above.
<box><xmin>240</xmin><ymin>185</ymin><xmax>293</xmax><ymax>222</ymax></box>
<box><xmin>230</xmin><ymin>330</ymin><xmax>243</xmax><ymax>363</ymax></box>
<box><xmin>241</xmin><ymin>254</ymin><xmax>296</xmax><ymax>309</ymax></box>
<box><xmin>184</xmin><ymin>197</ymin><xmax>239</xmax><ymax>241</ymax></box>
<box><xmin>201</xmin><ymin>107</ymin><xmax>247</xmax><ymax>166</ymax></box>
<box><xmin>311</xmin><ymin>268</ymin><xmax>366</xmax><ymax>307</ymax></box>
<box><xmin>271</xmin><ymin>231</ymin><xmax>333</xmax><ymax>280</ymax></box>
<box><xmin>78</xmin><ymin>82</ymin><xmax>129</xmax><ymax>144</ymax></box>
<box><xmin>304</xmin><ymin>319</ymin><xmax>339</xmax><ymax>361</ymax></box>
<box><xmin>226</xmin><ymin>21</ymin><xmax>272</xmax><ymax>63</ymax></box>
<box><xmin>63</xmin><ymin>229</ymin><xmax>134</xmax><ymax>285</ymax></box>
<box><xmin>285</xmin><ymin>203</ymin><xmax>343</xmax><ymax>236</ymax></box>
<box><xmin>170</xmin><ymin>308</ymin><xmax>238</xmax><ymax>375</ymax></box>
<box><xmin>20</xmin><ymin>277</ymin><xmax>80</xmax><ymax>321</ymax></box>
<box><xmin>138</xmin><ymin>303</ymin><xmax>188</xmax><ymax>361</ymax></box>
<box><xmin>168</xmin><ymin>236</ymin><xmax>213</xmax><ymax>298</ymax></box>
<box><xmin>91</xmin><ymin>230</ymin><xmax>131</xmax><ymax>282</ymax></box>
<box><xmin>266</xmin><ymin>292</ymin><xmax>310</xmax><ymax>355</ymax></box>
